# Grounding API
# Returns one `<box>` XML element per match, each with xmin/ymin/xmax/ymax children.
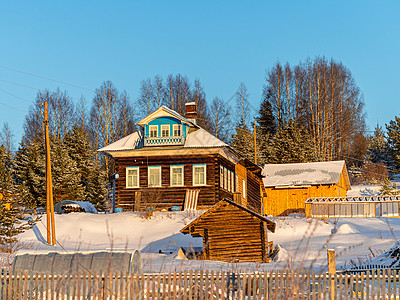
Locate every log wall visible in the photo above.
<box><xmin>115</xmin><ymin>154</ymin><xmax>242</xmax><ymax>211</ymax></box>
<box><xmin>186</xmin><ymin>202</ymin><xmax>268</xmax><ymax>263</ymax></box>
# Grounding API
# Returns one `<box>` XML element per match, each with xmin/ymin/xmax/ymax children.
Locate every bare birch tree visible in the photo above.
<box><xmin>263</xmin><ymin>57</ymin><xmax>366</xmax><ymax>162</ymax></box>
<box><xmin>210</xmin><ymin>97</ymin><xmax>232</xmax><ymax>142</ymax></box>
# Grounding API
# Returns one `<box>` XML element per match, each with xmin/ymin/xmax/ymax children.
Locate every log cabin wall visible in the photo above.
<box><xmin>246</xmin><ymin>169</ymin><xmax>262</xmax><ymax>214</ymax></box>
<box><xmin>235</xmin><ymin>163</ymin><xmax>247</xmax><ymax>207</ymax></box>
<box><xmin>114</xmin><ymin>154</ymin><xmax>237</xmax><ymax>211</ymax></box>
<box><xmin>186</xmin><ymin>202</ymin><xmax>268</xmax><ymax>263</ymax></box>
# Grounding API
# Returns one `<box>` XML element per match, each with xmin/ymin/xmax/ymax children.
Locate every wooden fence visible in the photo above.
<box><xmin>1</xmin><ymin>268</ymin><xmax>400</xmax><ymax>299</ymax></box>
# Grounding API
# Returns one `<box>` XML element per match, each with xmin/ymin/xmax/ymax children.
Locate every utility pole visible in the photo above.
<box><xmin>254</xmin><ymin>120</ymin><xmax>257</xmax><ymax>165</ymax></box>
<box><xmin>44</xmin><ymin>101</ymin><xmax>56</xmax><ymax>246</ymax></box>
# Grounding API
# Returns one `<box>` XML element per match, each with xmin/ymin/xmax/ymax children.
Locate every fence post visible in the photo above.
<box><xmin>327</xmin><ymin>249</ymin><xmax>336</xmax><ymax>300</ymax></box>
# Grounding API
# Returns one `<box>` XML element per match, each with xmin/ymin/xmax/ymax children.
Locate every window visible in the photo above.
<box><xmin>227</xmin><ymin>170</ymin><xmax>231</xmax><ymax>192</ymax></box>
<box><xmin>193</xmin><ymin>164</ymin><xmax>206</xmax><ymax>186</ymax></box>
<box><xmin>149</xmin><ymin>125</ymin><xmax>158</xmax><ymax>138</ymax></box>
<box><xmin>231</xmin><ymin>171</ymin><xmax>235</xmax><ymax>192</ymax></box>
<box><xmin>236</xmin><ymin>174</ymin><xmax>239</xmax><ymax>192</ymax></box>
<box><xmin>148</xmin><ymin>166</ymin><xmax>161</xmax><ymax>187</ymax></box>
<box><xmin>126</xmin><ymin>167</ymin><xmax>139</xmax><ymax>188</ymax></box>
<box><xmin>220</xmin><ymin>166</ymin><xmax>224</xmax><ymax>188</ymax></box>
<box><xmin>171</xmin><ymin>165</ymin><xmax>184</xmax><ymax>186</ymax></box>
<box><xmin>242</xmin><ymin>179</ymin><xmax>246</xmax><ymax>198</ymax></box>
<box><xmin>173</xmin><ymin>124</ymin><xmax>181</xmax><ymax>136</ymax></box>
<box><xmin>224</xmin><ymin>168</ymin><xmax>228</xmax><ymax>190</ymax></box>
<box><xmin>161</xmin><ymin>125</ymin><xmax>170</xmax><ymax>137</ymax></box>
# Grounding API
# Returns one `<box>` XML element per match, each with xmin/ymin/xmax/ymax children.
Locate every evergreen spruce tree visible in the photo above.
<box><xmin>14</xmin><ymin>142</ymin><xmax>46</xmax><ymax>208</ymax></box>
<box><xmin>0</xmin><ymin>145</ymin><xmax>37</xmax><ymax>253</ymax></box>
<box><xmin>264</xmin><ymin>120</ymin><xmax>318</xmax><ymax>163</ymax></box>
<box><xmin>51</xmin><ymin>138</ymin><xmax>85</xmax><ymax>203</ymax></box>
<box><xmin>257</xmin><ymin>88</ymin><xmax>276</xmax><ymax>136</ymax></box>
<box><xmin>231</xmin><ymin>118</ymin><xmax>262</xmax><ymax>164</ymax></box>
<box><xmin>64</xmin><ymin>126</ymin><xmax>107</xmax><ymax>210</ymax></box>
<box><xmin>365</xmin><ymin>125</ymin><xmax>392</xmax><ymax>168</ymax></box>
<box><xmin>386</xmin><ymin>116</ymin><xmax>400</xmax><ymax>172</ymax></box>
<box><xmin>379</xmin><ymin>177</ymin><xmax>400</xmax><ymax>196</ymax></box>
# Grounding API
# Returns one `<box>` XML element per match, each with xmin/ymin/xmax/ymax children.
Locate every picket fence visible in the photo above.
<box><xmin>1</xmin><ymin>268</ymin><xmax>400</xmax><ymax>299</ymax></box>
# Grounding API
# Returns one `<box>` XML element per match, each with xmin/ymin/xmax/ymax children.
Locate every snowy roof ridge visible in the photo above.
<box><xmin>98</xmin><ymin>131</ymin><xmax>143</xmax><ymax>152</ymax></box>
<box><xmin>262</xmin><ymin>160</ymin><xmax>348</xmax><ymax>188</ymax></box>
<box><xmin>98</xmin><ymin>127</ymin><xmax>227</xmax><ymax>152</ymax></box>
<box><xmin>137</xmin><ymin>105</ymin><xmax>198</xmax><ymax>127</ymax></box>
<box><xmin>183</xmin><ymin>127</ymin><xmax>228</xmax><ymax>148</ymax></box>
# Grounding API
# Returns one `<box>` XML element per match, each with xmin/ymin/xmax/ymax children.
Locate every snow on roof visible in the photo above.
<box><xmin>137</xmin><ymin>105</ymin><xmax>197</xmax><ymax>127</ymax></box>
<box><xmin>184</xmin><ymin>128</ymin><xmax>227</xmax><ymax>148</ymax></box>
<box><xmin>54</xmin><ymin>200</ymin><xmax>98</xmax><ymax>214</ymax></box>
<box><xmin>98</xmin><ymin>127</ymin><xmax>227</xmax><ymax>152</ymax></box>
<box><xmin>98</xmin><ymin>131</ymin><xmax>143</xmax><ymax>152</ymax></box>
<box><xmin>262</xmin><ymin>160</ymin><xmax>348</xmax><ymax>188</ymax></box>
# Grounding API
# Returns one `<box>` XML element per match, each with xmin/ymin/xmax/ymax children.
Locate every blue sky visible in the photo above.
<box><xmin>0</xmin><ymin>1</ymin><xmax>399</xmax><ymax>142</ymax></box>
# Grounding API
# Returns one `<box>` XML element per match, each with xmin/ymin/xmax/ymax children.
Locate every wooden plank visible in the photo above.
<box><xmin>188</xmin><ymin>270</ymin><xmax>193</xmax><ymax>300</ymax></box>
<box><xmin>199</xmin><ymin>270</ymin><xmax>204</xmax><ymax>300</ymax></box>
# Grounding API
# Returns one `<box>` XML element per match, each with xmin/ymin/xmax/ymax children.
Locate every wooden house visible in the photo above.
<box><xmin>99</xmin><ymin>103</ymin><xmax>263</xmax><ymax>213</ymax></box>
<box><xmin>180</xmin><ymin>199</ymin><xmax>276</xmax><ymax>263</ymax></box>
<box><xmin>262</xmin><ymin>161</ymin><xmax>351</xmax><ymax>216</ymax></box>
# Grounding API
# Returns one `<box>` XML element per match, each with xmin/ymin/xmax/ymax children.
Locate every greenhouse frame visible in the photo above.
<box><xmin>305</xmin><ymin>196</ymin><xmax>400</xmax><ymax>218</ymax></box>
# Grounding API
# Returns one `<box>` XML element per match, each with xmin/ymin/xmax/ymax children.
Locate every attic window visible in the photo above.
<box><xmin>173</xmin><ymin>124</ymin><xmax>181</xmax><ymax>136</ymax></box>
<box><xmin>161</xmin><ymin>125</ymin><xmax>170</xmax><ymax>137</ymax></box>
<box><xmin>149</xmin><ymin>125</ymin><xmax>158</xmax><ymax>137</ymax></box>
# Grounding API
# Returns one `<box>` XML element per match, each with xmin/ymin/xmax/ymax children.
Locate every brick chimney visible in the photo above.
<box><xmin>185</xmin><ymin>102</ymin><xmax>197</xmax><ymax>124</ymax></box>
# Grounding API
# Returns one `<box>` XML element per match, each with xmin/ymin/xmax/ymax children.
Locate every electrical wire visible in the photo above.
<box><xmin>0</xmin><ymin>79</ymin><xmax>90</xmax><ymax>104</ymax></box>
<box><xmin>0</xmin><ymin>87</ymin><xmax>34</xmax><ymax>103</ymax></box>
<box><xmin>0</xmin><ymin>65</ymin><xmax>95</xmax><ymax>93</ymax></box>
<box><xmin>0</xmin><ymin>100</ymin><xmax>27</xmax><ymax>113</ymax></box>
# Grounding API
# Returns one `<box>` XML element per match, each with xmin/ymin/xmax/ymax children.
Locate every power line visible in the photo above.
<box><xmin>0</xmin><ymin>100</ymin><xmax>27</xmax><ymax>113</ymax></box>
<box><xmin>0</xmin><ymin>65</ymin><xmax>137</xmax><ymax>105</ymax></box>
<box><xmin>0</xmin><ymin>87</ymin><xmax>33</xmax><ymax>103</ymax></box>
<box><xmin>0</xmin><ymin>79</ymin><xmax>90</xmax><ymax>104</ymax></box>
<box><xmin>0</xmin><ymin>65</ymin><xmax>94</xmax><ymax>93</ymax></box>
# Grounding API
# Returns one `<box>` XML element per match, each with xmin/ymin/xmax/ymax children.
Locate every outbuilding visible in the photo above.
<box><xmin>262</xmin><ymin>161</ymin><xmax>351</xmax><ymax>216</ymax></box>
<box><xmin>181</xmin><ymin>199</ymin><xmax>275</xmax><ymax>263</ymax></box>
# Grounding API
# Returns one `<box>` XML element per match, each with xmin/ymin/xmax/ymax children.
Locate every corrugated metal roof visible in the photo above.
<box><xmin>262</xmin><ymin>161</ymin><xmax>346</xmax><ymax>187</ymax></box>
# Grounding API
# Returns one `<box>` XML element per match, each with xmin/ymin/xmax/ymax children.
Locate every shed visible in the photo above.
<box><xmin>54</xmin><ymin>200</ymin><xmax>98</xmax><ymax>214</ymax></box>
<box><xmin>262</xmin><ymin>161</ymin><xmax>351</xmax><ymax>216</ymax></box>
<box><xmin>181</xmin><ymin>199</ymin><xmax>275</xmax><ymax>263</ymax></box>
<box><xmin>305</xmin><ymin>196</ymin><xmax>400</xmax><ymax>218</ymax></box>
<box><xmin>12</xmin><ymin>251</ymin><xmax>142</xmax><ymax>275</ymax></box>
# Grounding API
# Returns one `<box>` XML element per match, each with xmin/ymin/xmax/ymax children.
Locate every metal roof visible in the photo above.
<box><xmin>262</xmin><ymin>160</ymin><xmax>351</xmax><ymax>190</ymax></box>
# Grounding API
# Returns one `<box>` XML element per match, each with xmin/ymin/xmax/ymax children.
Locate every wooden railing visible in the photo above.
<box><xmin>144</xmin><ymin>136</ymin><xmax>185</xmax><ymax>146</ymax></box>
<box><xmin>1</xmin><ymin>268</ymin><xmax>400</xmax><ymax>299</ymax></box>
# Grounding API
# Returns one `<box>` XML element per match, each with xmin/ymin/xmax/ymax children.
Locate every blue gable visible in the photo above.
<box><xmin>144</xmin><ymin>117</ymin><xmax>189</xmax><ymax>138</ymax></box>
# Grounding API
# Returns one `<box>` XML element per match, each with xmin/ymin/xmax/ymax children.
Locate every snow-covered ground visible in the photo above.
<box><xmin>5</xmin><ymin>184</ymin><xmax>400</xmax><ymax>272</ymax></box>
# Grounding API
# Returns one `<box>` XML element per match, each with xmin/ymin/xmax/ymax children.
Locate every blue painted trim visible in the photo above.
<box><xmin>171</xmin><ymin>165</ymin><xmax>184</xmax><ymax>167</ymax></box>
